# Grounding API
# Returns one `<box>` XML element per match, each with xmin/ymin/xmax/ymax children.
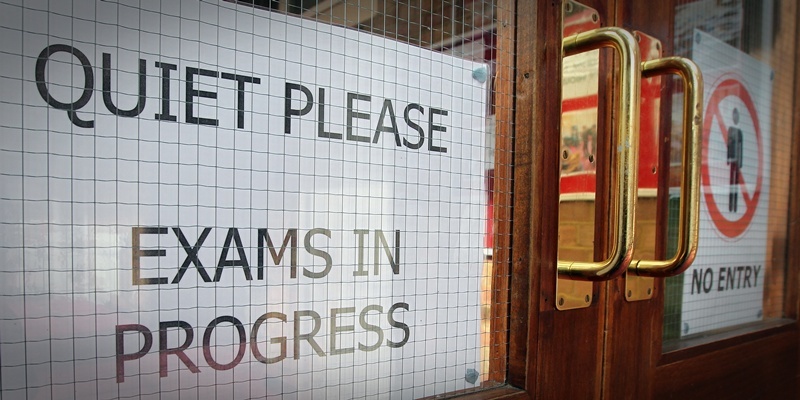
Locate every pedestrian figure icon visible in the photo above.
<box><xmin>727</xmin><ymin>108</ymin><xmax>744</xmax><ymax>212</ymax></box>
<box><xmin>701</xmin><ymin>77</ymin><xmax>765</xmax><ymax>239</ymax></box>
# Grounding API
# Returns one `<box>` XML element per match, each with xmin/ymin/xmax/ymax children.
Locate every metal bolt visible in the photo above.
<box><xmin>472</xmin><ymin>67</ymin><xmax>488</xmax><ymax>84</ymax></box>
<box><xmin>558</xmin><ymin>297</ymin><xmax>565</xmax><ymax>306</ymax></box>
<box><xmin>465</xmin><ymin>368</ymin><xmax>479</xmax><ymax>384</ymax></box>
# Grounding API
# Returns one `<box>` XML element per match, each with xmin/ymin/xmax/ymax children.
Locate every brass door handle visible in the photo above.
<box><xmin>555</xmin><ymin>18</ymin><xmax>702</xmax><ymax>308</ymax></box>
<box><xmin>630</xmin><ymin>57</ymin><xmax>703</xmax><ymax>277</ymax></box>
<box><xmin>558</xmin><ymin>27</ymin><xmax>642</xmax><ymax>281</ymax></box>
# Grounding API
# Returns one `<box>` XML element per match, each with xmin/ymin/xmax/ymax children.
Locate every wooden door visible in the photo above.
<box><xmin>504</xmin><ymin>0</ymin><xmax>800</xmax><ymax>399</ymax></box>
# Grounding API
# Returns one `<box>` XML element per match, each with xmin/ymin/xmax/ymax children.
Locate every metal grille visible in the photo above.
<box><xmin>0</xmin><ymin>0</ymin><xmax>512</xmax><ymax>398</ymax></box>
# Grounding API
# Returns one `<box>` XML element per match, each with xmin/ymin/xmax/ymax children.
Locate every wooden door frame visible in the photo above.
<box><xmin>459</xmin><ymin>0</ymin><xmax>800</xmax><ymax>398</ymax></box>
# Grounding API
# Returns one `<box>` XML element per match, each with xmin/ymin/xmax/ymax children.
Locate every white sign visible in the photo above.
<box><xmin>680</xmin><ymin>30</ymin><xmax>772</xmax><ymax>336</ymax></box>
<box><xmin>0</xmin><ymin>0</ymin><xmax>488</xmax><ymax>398</ymax></box>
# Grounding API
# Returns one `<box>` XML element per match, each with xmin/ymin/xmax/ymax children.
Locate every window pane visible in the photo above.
<box><xmin>0</xmin><ymin>0</ymin><xmax>512</xmax><ymax>397</ymax></box>
<box><xmin>664</xmin><ymin>0</ymin><xmax>795</xmax><ymax>342</ymax></box>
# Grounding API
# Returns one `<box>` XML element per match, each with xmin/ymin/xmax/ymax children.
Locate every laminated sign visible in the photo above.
<box><xmin>0</xmin><ymin>0</ymin><xmax>488</xmax><ymax>398</ymax></box>
<box><xmin>680</xmin><ymin>30</ymin><xmax>773</xmax><ymax>336</ymax></box>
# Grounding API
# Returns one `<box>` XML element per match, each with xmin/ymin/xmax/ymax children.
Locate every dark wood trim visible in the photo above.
<box><xmin>660</xmin><ymin>319</ymin><xmax>796</xmax><ymax>364</ymax></box>
<box><xmin>420</xmin><ymin>384</ymin><xmax>526</xmax><ymax>400</ymax></box>
<box><xmin>787</xmin><ymin>1</ymin><xmax>800</xmax><ymax>395</ymax></box>
<box><xmin>506</xmin><ymin>0</ymin><xmax>548</xmax><ymax>391</ymax></box>
<box><xmin>488</xmin><ymin>0</ymin><xmax>518</xmax><ymax>385</ymax></box>
<box><xmin>533</xmin><ymin>1</ymin><xmax>608</xmax><ymax>398</ymax></box>
<box><xmin>654</xmin><ymin>329</ymin><xmax>798</xmax><ymax>400</ymax></box>
<box><xmin>786</xmin><ymin>0</ymin><xmax>800</xmax><ymax>334</ymax></box>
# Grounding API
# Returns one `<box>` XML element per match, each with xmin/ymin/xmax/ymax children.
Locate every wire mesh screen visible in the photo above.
<box><xmin>663</xmin><ymin>0</ymin><xmax>795</xmax><ymax>342</ymax></box>
<box><xmin>0</xmin><ymin>0</ymin><xmax>512</xmax><ymax>398</ymax></box>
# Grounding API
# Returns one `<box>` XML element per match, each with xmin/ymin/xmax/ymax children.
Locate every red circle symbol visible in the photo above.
<box><xmin>701</xmin><ymin>77</ymin><xmax>763</xmax><ymax>239</ymax></box>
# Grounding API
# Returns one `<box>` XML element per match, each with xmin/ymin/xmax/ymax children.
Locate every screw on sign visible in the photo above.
<box><xmin>701</xmin><ymin>76</ymin><xmax>763</xmax><ymax>239</ymax></box>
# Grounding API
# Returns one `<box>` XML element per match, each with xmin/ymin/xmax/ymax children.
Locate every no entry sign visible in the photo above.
<box><xmin>701</xmin><ymin>77</ymin><xmax>764</xmax><ymax>239</ymax></box>
<box><xmin>679</xmin><ymin>30</ymin><xmax>773</xmax><ymax>337</ymax></box>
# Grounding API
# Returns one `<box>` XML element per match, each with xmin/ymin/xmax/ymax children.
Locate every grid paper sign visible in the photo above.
<box><xmin>0</xmin><ymin>0</ymin><xmax>488</xmax><ymax>398</ymax></box>
<box><xmin>680</xmin><ymin>30</ymin><xmax>772</xmax><ymax>336</ymax></box>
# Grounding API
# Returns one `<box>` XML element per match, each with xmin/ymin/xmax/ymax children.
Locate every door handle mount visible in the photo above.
<box><xmin>625</xmin><ymin>53</ymin><xmax>704</xmax><ymax>301</ymax></box>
